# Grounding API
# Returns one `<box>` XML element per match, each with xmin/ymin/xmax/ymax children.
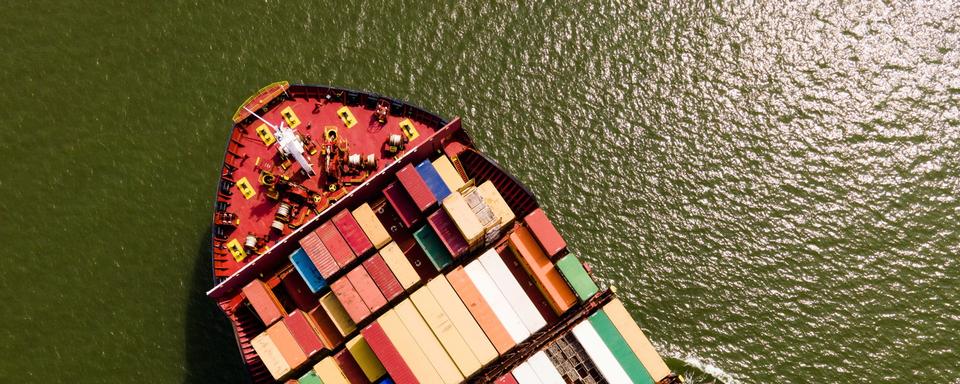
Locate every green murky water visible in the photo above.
<box><xmin>1</xmin><ymin>1</ymin><xmax>958</xmax><ymax>383</ymax></box>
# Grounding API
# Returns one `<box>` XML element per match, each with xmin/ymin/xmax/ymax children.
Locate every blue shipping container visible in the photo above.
<box><xmin>415</xmin><ymin>160</ymin><xmax>452</xmax><ymax>201</ymax></box>
<box><xmin>290</xmin><ymin>248</ymin><xmax>328</xmax><ymax>293</ymax></box>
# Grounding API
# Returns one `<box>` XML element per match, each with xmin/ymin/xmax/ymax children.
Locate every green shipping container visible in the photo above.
<box><xmin>413</xmin><ymin>225</ymin><xmax>453</xmax><ymax>271</ymax></box>
<box><xmin>588</xmin><ymin>310</ymin><xmax>655</xmax><ymax>384</ymax></box>
<box><xmin>298</xmin><ymin>370</ymin><xmax>323</xmax><ymax>384</ymax></box>
<box><xmin>556</xmin><ymin>254</ymin><xmax>599</xmax><ymax>301</ymax></box>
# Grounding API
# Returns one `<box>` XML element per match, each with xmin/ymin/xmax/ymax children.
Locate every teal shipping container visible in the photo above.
<box><xmin>412</xmin><ymin>225</ymin><xmax>453</xmax><ymax>271</ymax></box>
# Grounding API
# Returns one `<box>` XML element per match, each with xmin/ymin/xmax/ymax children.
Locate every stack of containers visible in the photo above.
<box><xmin>412</xmin><ymin>225</ymin><xmax>453</xmax><ymax>271</ymax></box>
<box><xmin>332</xmin><ymin>209</ymin><xmax>374</xmax><ymax>257</ymax></box>
<box><xmin>360</xmin><ymin>321</ymin><xmax>419</xmax><ymax>384</ymax></box>
<box><xmin>461</xmin><ymin>185</ymin><xmax>502</xmax><ymax>245</ymax></box>
<box><xmin>431</xmin><ymin>155</ymin><xmax>466</xmax><ymax>192</ymax></box>
<box><xmin>523</xmin><ymin>208</ymin><xmax>566</xmax><ymax>260</ymax></box>
<box><xmin>415</xmin><ymin>159</ymin><xmax>452</xmax><ymax>201</ymax></box>
<box><xmin>507</xmin><ymin>226</ymin><xmax>577</xmax><ymax>316</ymax></box>
<box><xmin>409</xmin><ymin>286</ymin><xmax>479</xmax><ymax>377</ymax></box>
<box><xmin>393</xmin><ymin>299</ymin><xmax>462</xmax><ymax>384</ymax></box>
<box><xmin>555</xmin><ymin>254</ymin><xmax>600</xmax><ymax>301</ymax></box>
<box><xmin>383</xmin><ymin>181</ymin><xmax>420</xmax><ymax>228</ymax></box>
<box><xmin>462</xmin><ymin>260</ymin><xmax>531</xmax><ymax>345</ymax></box>
<box><xmin>242</xmin><ymin>279</ymin><xmax>286</xmax><ymax>326</ymax></box>
<box><xmin>441</xmin><ymin>192</ymin><xmax>485</xmax><ymax>249</ymax></box>
<box><xmin>251</xmin><ymin>332</ymin><xmax>292</xmax><ymax>380</ymax></box>
<box><xmin>378</xmin><ymin>242</ymin><xmax>420</xmax><ymax>290</ymax></box>
<box><xmin>427</xmin><ymin>277</ymin><xmax>499</xmax><ymax>365</ymax></box>
<box><xmin>602</xmin><ymin>298</ymin><xmax>672</xmax><ymax>382</ymax></box>
<box><xmin>571</xmin><ymin>319</ymin><xmax>632</xmax><ymax>383</ymax></box>
<box><xmin>346</xmin><ymin>266</ymin><xmax>388</xmax><ymax>315</ymax></box>
<box><xmin>317</xmin><ymin>221</ymin><xmax>356</xmax><ymax>270</ymax></box>
<box><xmin>396</xmin><ymin>163</ymin><xmax>436</xmax><ymax>213</ymax></box>
<box><xmin>298</xmin><ymin>232</ymin><xmax>339</xmax><ymax>279</ymax></box>
<box><xmin>445</xmin><ymin>266</ymin><xmax>517</xmax><ymax>354</ymax></box>
<box><xmin>289</xmin><ymin>248</ymin><xmax>327</xmax><ymax>293</ymax></box>
<box><xmin>351</xmin><ymin>203</ymin><xmax>392</xmax><ymax>250</ymax></box>
<box><xmin>376</xmin><ymin>309</ymin><xmax>443</xmax><ymax>383</ymax></box>
<box><xmin>427</xmin><ymin>209</ymin><xmax>469</xmax><ymax>259</ymax></box>
<box><xmin>330</xmin><ymin>278</ymin><xmax>370</xmax><ymax>324</ymax></box>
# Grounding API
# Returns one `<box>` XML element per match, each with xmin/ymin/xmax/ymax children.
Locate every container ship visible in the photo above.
<box><xmin>207</xmin><ymin>82</ymin><xmax>685</xmax><ymax>384</ymax></box>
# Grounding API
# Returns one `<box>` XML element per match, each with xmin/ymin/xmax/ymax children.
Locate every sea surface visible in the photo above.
<box><xmin>1</xmin><ymin>1</ymin><xmax>957</xmax><ymax>383</ymax></box>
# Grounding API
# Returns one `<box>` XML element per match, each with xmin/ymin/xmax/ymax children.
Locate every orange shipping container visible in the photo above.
<box><xmin>507</xmin><ymin>227</ymin><xmax>577</xmax><ymax>315</ymax></box>
<box><xmin>445</xmin><ymin>267</ymin><xmax>516</xmax><ymax>354</ymax></box>
<box><xmin>427</xmin><ymin>276</ymin><xmax>499</xmax><ymax>365</ymax></box>
<box><xmin>251</xmin><ymin>333</ymin><xmax>291</xmax><ymax>380</ymax></box>
<box><xmin>265</xmin><ymin>321</ymin><xmax>308</xmax><ymax>371</ymax></box>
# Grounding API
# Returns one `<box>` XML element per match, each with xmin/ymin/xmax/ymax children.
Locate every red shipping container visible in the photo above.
<box><xmin>361</xmin><ymin>323</ymin><xmax>418</xmax><ymax>384</ymax></box>
<box><xmin>333</xmin><ymin>209</ymin><xmax>374</xmax><ymax>257</ymax></box>
<box><xmin>281</xmin><ymin>273</ymin><xmax>319</xmax><ymax>312</ymax></box>
<box><xmin>524</xmin><ymin>208</ymin><xmax>567</xmax><ymax>259</ymax></box>
<box><xmin>242</xmin><ymin>279</ymin><xmax>286</xmax><ymax>326</ymax></box>
<box><xmin>308</xmin><ymin>307</ymin><xmax>345</xmax><ymax>348</ymax></box>
<box><xmin>396</xmin><ymin>163</ymin><xmax>436</xmax><ymax>212</ymax></box>
<box><xmin>331</xmin><ymin>278</ymin><xmax>370</xmax><ymax>324</ymax></box>
<box><xmin>334</xmin><ymin>348</ymin><xmax>368</xmax><ymax>384</ymax></box>
<box><xmin>318</xmin><ymin>221</ymin><xmax>356</xmax><ymax>268</ymax></box>
<box><xmin>300</xmin><ymin>231</ymin><xmax>339</xmax><ymax>278</ymax></box>
<box><xmin>495</xmin><ymin>372</ymin><xmax>519</xmax><ymax>384</ymax></box>
<box><xmin>427</xmin><ymin>209</ymin><xmax>469</xmax><ymax>258</ymax></box>
<box><xmin>362</xmin><ymin>254</ymin><xmax>404</xmax><ymax>301</ymax></box>
<box><xmin>400</xmin><ymin>238</ymin><xmax>440</xmax><ymax>281</ymax></box>
<box><xmin>383</xmin><ymin>181</ymin><xmax>420</xmax><ymax>228</ymax></box>
<box><xmin>347</xmin><ymin>266</ymin><xmax>387</xmax><ymax>313</ymax></box>
<box><xmin>284</xmin><ymin>310</ymin><xmax>326</xmax><ymax>357</ymax></box>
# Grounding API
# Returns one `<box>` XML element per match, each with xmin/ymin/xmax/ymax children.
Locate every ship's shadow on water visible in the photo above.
<box><xmin>184</xmin><ymin>229</ymin><xmax>249</xmax><ymax>384</ymax></box>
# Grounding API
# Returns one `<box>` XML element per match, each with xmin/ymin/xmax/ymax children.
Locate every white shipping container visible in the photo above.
<box><xmin>463</xmin><ymin>260</ymin><xmax>531</xmax><ymax>344</ymax></box>
<box><xmin>477</xmin><ymin>249</ymin><xmax>546</xmax><ymax>333</ymax></box>
<box><xmin>571</xmin><ymin>321</ymin><xmax>632</xmax><ymax>384</ymax></box>
<box><xmin>527</xmin><ymin>351</ymin><xmax>565</xmax><ymax>384</ymax></box>
<box><xmin>510</xmin><ymin>361</ymin><xmax>544</xmax><ymax>384</ymax></box>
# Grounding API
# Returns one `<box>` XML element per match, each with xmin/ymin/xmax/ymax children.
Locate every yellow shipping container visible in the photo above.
<box><xmin>379</xmin><ymin>241</ymin><xmax>419</xmax><ymax>289</ymax></box>
<box><xmin>442</xmin><ymin>193</ymin><xmax>485</xmax><ymax>244</ymax></box>
<box><xmin>478</xmin><ymin>181</ymin><xmax>515</xmax><ymax>228</ymax></box>
<box><xmin>251</xmin><ymin>333</ymin><xmax>291</xmax><ymax>381</ymax></box>
<box><xmin>432</xmin><ymin>155</ymin><xmax>465</xmax><ymax>192</ymax></box>
<box><xmin>346</xmin><ymin>335</ymin><xmax>387</xmax><ymax>382</ymax></box>
<box><xmin>394</xmin><ymin>299</ymin><xmax>464</xmax><ymax>383</ymax></box>
<box><xmin>320</xmin><ymin>292</ymin><xmax>356</xmax><ymax>336</ymax></box>
<box><xmin>351</xmin><ymin>203</ymin><xmax>392</xmax><ymax>249</ymax></box>
<box><xmin>409</xmin><ymin>285</ymin><xmax>482</xmax><ymax>376</ymax></box>
<box><xmin>313</xmin><ymin>356</ymin><xmax>350</xmax><ymax>384</ymax></box>
<box><xmin>427</xmin><ymin>276</ymin><xmax>498</xmax><ymax>365</ymax></box>
<box><xmin>378</xmin><ymin>309</ymin><xmax>443</xmax><ymax>384</ymax></box>
<box><xmin>602</xmin><ymin>298</ymin><xmax>671</xmax><ymax>381</ymax></box>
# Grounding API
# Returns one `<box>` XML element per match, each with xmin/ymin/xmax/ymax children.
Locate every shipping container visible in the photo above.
<box><xmin>285</xmin><ymin>310</ymin><xmax>326</xmax><ymax>357</ymax></box>
<box><xmin>461</xmin><ymin>261</ymin><xmax>530</xmax><ymax>344</ymax></box>
<box><xmin>375</xmin><ymin>376</ymin><xmax>394</xmax><ymax>384</ymax></box>
<box><xmin>478</xmin><ymin>181</ymin><xmax>515</xmax><ymax>228</ymax></box>
<box><xmin>290</xmin><ymin>248</ymin><xmax>328</xmax><ymax>293</ymax></box>
<box><xmin>527</xmin><ymin>351</ymin><xmax>565</xmax><ymax>384</ymax></box>
<box><xmin>347</xmin><ymin>265</ymin><xmax>387</xmax><ymax>313</ymax></box>
<box><xmin>377</xmin><ymin>309</ymin><xmax>444</xmax><ymax>384</ymax></box>
<box><xmin>299</xmin><ymin>232</ymin><xmax>339</xmax><ymax>279</ymax></box>
<box><xmin>427</xmin><ymin>277</ymin><xmax>499</xmax><ymax>365</ymax></box>
<box><xmin>266</xmin><ymin>320</ymin><xmax>309</xmax><ymax>371</ymax></box>
<box><xmin>477</xmin><ymin>249</ymin><xmax>547</xmax><ymax>333</ymax></box>
<box><xmin>352</xmin><ymin>203</ymin><xmax>392</xmax><ymax>249</ymax></box>
<box><xmin>318</xmin><ymin>221</ymin><xmax>356</xmax><ymax>268</ymax></box>
<box><xmin>335</xmin><ymin>348</ymin><xmax>369</xmax><ymax>384</ymax></box>
<box><xmin>431</xmin><ymin>155</ymin><xmax>466</xmax><ymax>192</ymax></box>
<box><xmin>314</xmin><ymin>356</ymin><xmax>351</xmax><ymax>384</ymax></box>
<box><xmin>378</xmin><ymin>242</ymin><xmax>419</xmax><ymax>290</ymax></box>
<box><xmin>441</xmin><ymin>193</ymin><xmax>485</xmax><ymax>244</ymax></box>
<box><xmin>510</xmin><ymin>362</ymin><xmax>542</xmax><ymax>384</ymax></box>
<box><xmin>523</xmin><ymin>208</ymin><xmax>566</xmax><ymax>259</ymax></box>
<box><xmin>507</xmin><ymin>227</ymin><xmax>577</xmax><ymax>315</ymax></box>
<box><xmin>331</xmin><ymin>278</ymin><xmax>371</xmax><ymax>324</ymax></box>
<box><xmin>333</xmin><ymin>209</ymin><xmax>375</xmax><ymax>257</ymax></box>
<box><xmin>571</xmin><ymin>320</ymin><xmax>632</xmax><ymax>384</ymax></box>
<box><xmin>396</xmin><ymin>163</ymin><xmax>436</xmax><ymax>212</ymax></box>
<box><xmin>346</xmin><ymin>335</ymin><xmax>387</xmax><ymax>382</ymax></box>
<box><xmin>383</xmin><ymin>181</ymin><xmax>421</xmax><ymax>228</ymax></box>
<box><xmin>320</xmin><ymin>292</ymin><xmax>357</xmax><ymax>336</ymax></box>
<box><xmin>602</xmin><ymin>298</ymin><xmax>671</xmax><ymax>381</ymax></box>
<box><xmin>362</xmin><ymin>253</ymin><xmax>404</xmax><ymax>301</ymax></box>
<box><xmin>252</xmin><ymin>333</ymin><xmax>292</xmax><ymax>380</ymax></box>
<box><xmin>497</xmin><ymin>246</ymin><xmax>559</xmax><ymax>324</ymax></box>
<box><xmin>588</xmin><ymin>310</ymin><xmax>654</xmax><ymax>384</ymax></box>
<box><xmin>409</xmin><ymin>286</ymin><xmax>481</xmax><ymax>377</ymax></box>
<box><xmin>242</xmin><ymin>279</ymin><xmax>286</xmax><ymax>326</ymax></box>
<box><xmin>415</xmin><ymin>159</ymin><xmax>452</xmax><ymax>201</ymax></box>
<box><xmin>445</xmin><ymin>267</ymin><xmax>516</xmax><ymax>354</ymax></box>
<box><xmin>361</xmin><ymin>322</ymin><xmax>419</xmax><ymax>384</ymax></box>
<box><xmin>308</xmin><ymin>306</ymin><xmax>346</xmax><ymax>348</ymax></box>
<box><xmin>427</xmin><ymin>209</ymin><xmax>469</xmax><ymax>258</ymax></box>
<box><xmin>555</xmin><ymin>254</ymin><xmax>599</xmax><ymax>301</ymax></box>
<box><xmin>403</xmin><ymin>237</ymin><xmax>442</xmax><ymax>280</ymax></box>
<box><xmin>299</xmin><ymin>370</ymin><xmax>322</xmax><ymax>384</ymax></box>
<box><xmin>393</xmin><ymin>299</ymin><xmax>464</xmax><ymax>384</ymax></box>
<box><xmin>494</xmin><ymin>372</ymin><xmax>519</xmax><ymax>384</ymax></box>
<box><xmin>412</xmin><ymin>225</ymin><xmax>453</xmax><ymax>271</ymax></box>
<box><xmin>282</xmin><ymin>272</ymin><xmax>320</xmax><ymax>312</ymax></box>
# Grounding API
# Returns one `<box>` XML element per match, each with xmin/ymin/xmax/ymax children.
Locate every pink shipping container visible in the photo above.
<box><xmin>362</xmin><ymin>253</ymin><xmax>404</xmax><ymax>301</ymax></box>
<box><xmin>318</xmin><ymin>221</ymin><xmax>356</xmax><ymax>268</ymax></box>
<box><xmin>331</xmin><ymin>278</ymin><xmax>370</xmax><ymax>324</ymax></box>
<box><xmin>333</xmin><ymin>209</ymin><xmax>374</xmax><ymax>257</ymax></box>
<box><xmin>299</xmin><ymin>232</ymin><xmax>339</xmax><ymax>278</ymax></box>
<box><xmin>360</xmin><ymin>323</ymin><xmax>419</xmax><ymax>384</ymax></box>
<box><xmin>427</xmin><ymin>209</ymin><xmax>469</xmax><ymax>258</ymax></box>
<box><xmin>334</xmin><ymin>348</ymin><xmax>369</xmax><ymax>384</ymax></box>
<box><xmin>284</xmin><ymin>309</ymin><xmax>326</xmax><ymax>357</ymax></box>
<box><xmin>396</xmin><ymin>163</ymin><xmax>436</xmax><ymax>212</ymax></box>
<box><xmin>383</xmin><ymin>181</ymin><xmax>421</xmax><ymax>228</ymax></box>
<box><xmin>241</xmin><ymin>279</ymin><xmax>285</xmax><ymax>326</ymax></box>
<box><xmin>347</xmin><ymin>266</ymin><xmax>387</xmax><ymax>313</ymax></box>
<box><xmin>495</xmin><ymin>372</ymin><xmax>519</xmax><ymax>384</ymax></box>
